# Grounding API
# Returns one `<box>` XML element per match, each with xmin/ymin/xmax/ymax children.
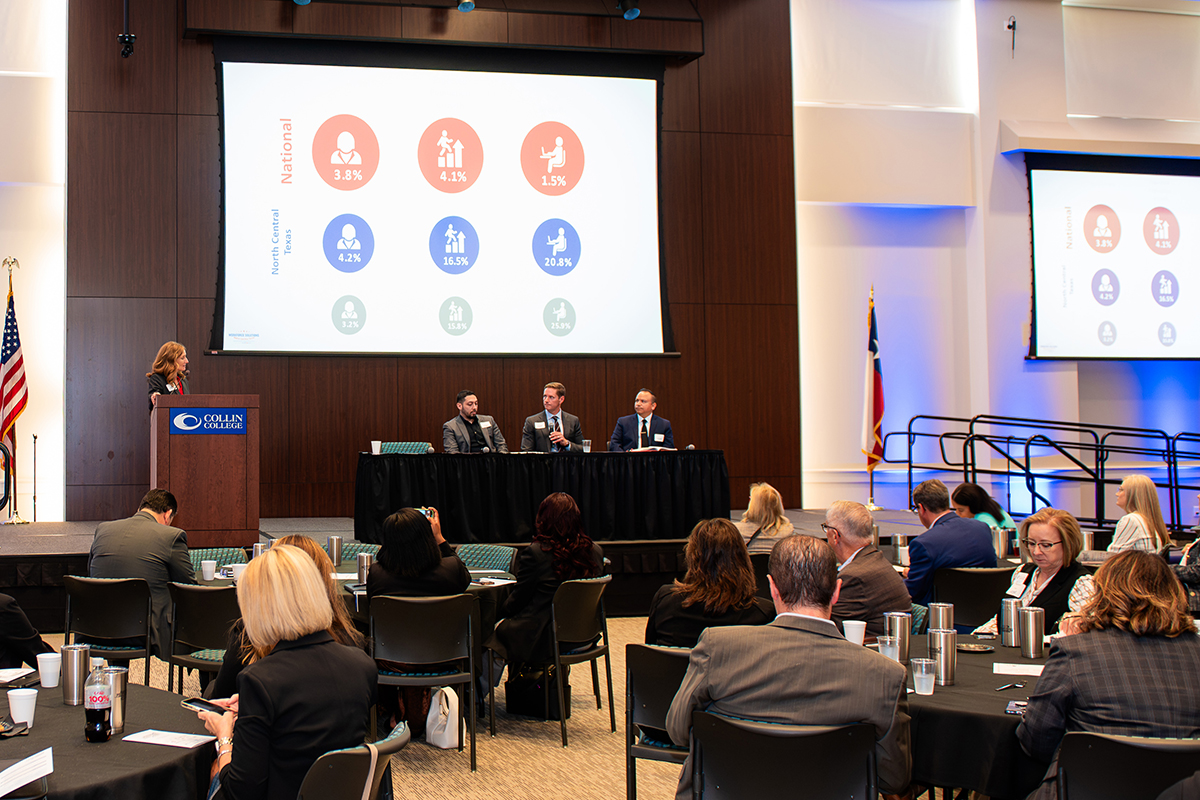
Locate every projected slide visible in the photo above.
<box><xmin>220</xmin><ymin>62</ymin><xmax>661</xmax><ymax>354</ymax></box>
<box><xmin>1031</xmin><ymin>169</ymin><xmax>1198</xmax><ymax>359</ymax></box>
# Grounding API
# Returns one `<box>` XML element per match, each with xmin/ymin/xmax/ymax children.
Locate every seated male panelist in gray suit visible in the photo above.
<box><xmin>520</xmin><ymin>382</ymin><xmax>584</xmax><ymax>453</ymax></box>
<box><xmin>443</xmin><ymin>389</ymin><xmax>508</xmax><ymax>453</ymax></box>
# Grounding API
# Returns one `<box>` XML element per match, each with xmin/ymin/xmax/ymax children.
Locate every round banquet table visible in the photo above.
<box><xmin>906</xmin><ymin>634</ymin><xmax>1052</xmax><ymax>799</ymax></box>
<box><xmin>0</xmin><ymin>683</ymin><xmax>214</xmax><ymax>800</ymax></box>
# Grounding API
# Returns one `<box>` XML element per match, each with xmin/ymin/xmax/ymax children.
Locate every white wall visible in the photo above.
<box><xmin>0</xmin><ymin>0</ymin><xmax>66</xmax><ymax>521</ymax></box>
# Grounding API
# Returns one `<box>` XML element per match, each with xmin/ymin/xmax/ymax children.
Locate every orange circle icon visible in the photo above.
<box><xmin>521</xmin><ymin>122</ymin><xmax>584</xmax><ymax>196</ymax></box>
<box><xmin>417</xmin><ymin>119</ymin><xmax>483</xmax><ymax>193</ymax></box>
<box><xmin>1143</xmin><ymin>207</ymin><xmax>1179</xmax><ymax>254</ymax></box>
<box><xmin>312</xmin><ymin>115</ymin><xmax>379</xmax><ymax>191</ymax></box>
<box><xmin>1084</xmin><ymin>205</ymin><xmax>1120</xmax><ymax>254</ymax></box>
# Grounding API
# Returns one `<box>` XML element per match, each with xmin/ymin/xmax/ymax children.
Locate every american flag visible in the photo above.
<box><xmin>0</xmin><ymin>278</ymin><xmax>28</xmax><ymax>468</ymax></box>
<box><xmin>861</xmin><ymin>288</ymin><xmax>884</xmax><ymax>471</ymax></box>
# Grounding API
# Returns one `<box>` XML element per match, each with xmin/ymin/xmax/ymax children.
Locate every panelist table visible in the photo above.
<box><xmin>0</xmin><ymin>683</ymin><xmax>214</xmax><ymax>800</ymax></box>
<box><xmin>354</xmin><ymin>450</ymin><xmax>731</xmax><ymax>544</ymax></box>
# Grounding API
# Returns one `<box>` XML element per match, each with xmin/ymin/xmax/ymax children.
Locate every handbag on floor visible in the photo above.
<box><xmin>425</xmin><ymin>687</ymin><xmax>460</xmax><ymax>749</ymax></box>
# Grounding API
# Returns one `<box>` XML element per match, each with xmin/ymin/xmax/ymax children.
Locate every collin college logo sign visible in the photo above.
<box><xmin>169</xmin><ymin>408</ymin><xmax>247</xmax><ymax>435</ymax></box>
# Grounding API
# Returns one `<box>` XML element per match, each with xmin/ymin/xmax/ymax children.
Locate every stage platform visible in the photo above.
<box><xmin>0</xmin><ymin>510</ymin><xmax>929</xmax><ymax>631</ymax></box>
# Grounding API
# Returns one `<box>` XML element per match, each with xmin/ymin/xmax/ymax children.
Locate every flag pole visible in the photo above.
<box><xmin>1</xmin><ymin>258</ymin><xmax>26</xmax><ymax>524</ymax></box>
<box><xmin>863</xmin><ymin>285</ymin><xmax>884</xmax><ymax>512</ymax></box>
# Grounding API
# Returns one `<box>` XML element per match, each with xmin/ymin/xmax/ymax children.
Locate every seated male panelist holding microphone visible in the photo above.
<box><xmin>443</xmin><ymin>389</ymin><xmax>509</xmax><ymax>453</ymax></box>
<box><xmin>610</xmin><ymin>389</ymin><xmax>674</xmax><ymax>451</ymax></box>
<box><xmin>521</xmin><ymin>382</ymin><xmax>584</xmax><ymax>453</ymax></box>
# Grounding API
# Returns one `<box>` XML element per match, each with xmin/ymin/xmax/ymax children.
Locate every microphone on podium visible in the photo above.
<box><xmin>426</xmin><ymin>445</ymin><xmax>435</xmax><ymax>454</ymax></box>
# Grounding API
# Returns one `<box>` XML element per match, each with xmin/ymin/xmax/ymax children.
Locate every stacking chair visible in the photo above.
<box><xmin>626</xmin><ymin>644</ymin><xmax>691</xmax><ymax>800</ymax></box>
<box><xmin>542</xmin><ymin>575</ymin><xmax>616</xmax><ymax>746</ymax></box>
<box><xmin>370</xmin><ymin>594</ymin><xmax>479</xmax><ymax>771</ymax></box>
<box><xmin>456</xmin><ymin>544</ymin><xmax>516</xmax><ymax>572</ymax></box>
<box><xmin>340</xmin><ymin>542</ymin><xmax>381</xmax><ymax>562</ymax></box>
<box><xmin>931</xmin><ymin>566</ymin><xmax>1018</xmax><ymax>628</ymax></box>
<box><xmin>380</xmin><ymin>442</ymin><xmax>433</xmax><ymax>454</ymax></box>
<box><xmin>1056</xmin><ymin>732</ymin><xmax>1200</xmax><ymax>800</ymax></box>
<box><xmin>750</xmin><ymin>553</ymin><xmax>771</xmax><ymax>599</ymax></box>
<box><xmin>691</xmin><ymin>711</ymin><xmax>876</xmax><ymax>799</ymax></box>
<box><xmin>63</xmin><ymin>576</ymin><xmax>153</xmax><ymax>683</ymax></box>
<box><xmin>296</xmin><ymin>721</ymin><xmax>411</xmax><ymax>800</ymax></box>
<box><xmin>910</xmin><ymin>603</ymin><xmax>929</xmax><ymax>635</ymax></box>
<box><xmin>188</xmin><ymin>547</ymin><xmax>247</xmax><ymax>576</ymax></box>
<box><xmin>166</xmin><ymin>583</ymin><xmax>240</xmax><ymax>693</ymax></box>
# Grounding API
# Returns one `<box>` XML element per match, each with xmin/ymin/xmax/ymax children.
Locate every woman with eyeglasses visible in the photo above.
<box><xmin>974</xmin><ymin>507</ymin><xmax>1094</xmax><ymax>636</ymax></box>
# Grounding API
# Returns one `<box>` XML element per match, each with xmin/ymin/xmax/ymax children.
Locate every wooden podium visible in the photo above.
<box><xmin>150</xmin><ymin>394</ymin><xmax>260</xmax><ymax>547</ymax></box>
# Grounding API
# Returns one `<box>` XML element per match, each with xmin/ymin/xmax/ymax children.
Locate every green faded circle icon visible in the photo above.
<box><xmin>543</xmin><ymin>298</ymin><xmax>576</xmax><ymax>337</ymax></box>
<box><xmin>332</xmin><ymin>295</ymin><xmax>366</xmax><ymax>335</ymax></box>
<box><xmin>441</xmin><ymin>297</ymin><xmax>472</xmax><ymax>335</ymax></box>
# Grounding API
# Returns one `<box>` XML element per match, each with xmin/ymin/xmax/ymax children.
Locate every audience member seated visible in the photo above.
<box><xmin>209</xmin><ymin>535</ymin><xmax>365</xmax><ymax>700</ymax></box>
<box><xmin>197</xmin><ymin>545</ymin><xmax>377</xmax><ymax>800</ymax></box>
<box><xmin>903</xmin><ymin>479</ymin><xmax>996</xmax><ymax>606</ymax></box>
<box><xmin>824</xmin><ymin>501</ymin><xmax>910</xmax><ymax>637</ymax></box>
<box><xmin>1172</xmin><ymin>538</ymin><xmax>1200</xmax><ymax>618</ymax></box>
<box><xmin>666</xmin><ymin>534</ymin><xmax>911</xmax><ymax>799</ymax></box>
<box><xmin>366</xmin><ymin>507</ymin><xmax>470</xmax><ymax>602</ymax></box>
<box><xmin>951</xmin><ymin>482</ymin><xmax>1016</xmax><ymax>530</ymax></box>
<box><xmin>492</xmin><ymin>492</ymin><xmax>603</xmax><ymax>668</ymax></box>
<box><xmin>0</xmin><ymin>593</ymin><xmax>54</xmax><ymax>669</ymax></box>
<box><xmin>88</xmin><ymin>488</ymin><xmax>197</xmax><ymax>659</ymax></box>
<box><xmin>973</xmin><ymin>508</ymin><xmax>1094</xmax><ymax>636</ymax></box>
<box><xmin>1082</xmin><ymin>475</ymin><xmax>1171</xmax><ymax>562</ymax></box>
<box><xmin>1017</xmin><ymin>551</ymin><xmax>1200</xmax><ymax>800</ymax></box>
<box><xmin>733</xmin><ymin>482</ymin><xmax>795</xmax><ymax>555</ymax></box>
<box><xmin>644</xmin><ymin>518</ymin><xmax>774</xmax><ymax>648</ymax></box>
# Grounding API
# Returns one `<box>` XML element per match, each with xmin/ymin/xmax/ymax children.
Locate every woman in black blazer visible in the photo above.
<box><xmin>494</xmin><ymin>492</ymin><xmax>603</xmax><ymax>665</ymax></box>
<box><xmin>146</xmin><ymin>341</ymin><xmax>189</xmax><ymax>410</ymax></box>
<box><xmin>645</xmin><ymin>518</ymin><xmax>774</xmax><ymax>648</ymax></box>
<box><xmin>195</xmin><ymin>545</ymin><xmax>377</xmax><ymax>800</ymax></box>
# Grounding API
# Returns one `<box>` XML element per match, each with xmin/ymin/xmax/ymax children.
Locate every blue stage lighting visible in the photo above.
<box><xmin>459</xmin><ymin>1</ymin><xmax>475</xmax><ymax>10</ymax></box>
<box><xmin>618</xmin><ymin>1</ymin><xmax>639</xmax><ymax>20</ymax></box>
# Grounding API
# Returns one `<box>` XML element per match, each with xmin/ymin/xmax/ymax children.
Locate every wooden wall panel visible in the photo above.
<box><xmin>662</xmin><ymin>58</ymin><xmax>700</xmax><ymax>133</ymax></box>
<box><xmin>700</xmin><ymin>132</ymin><xmax>796</xmax><ymax>305</ymax></box>
<box><xmin>67</xmin><ymin>113</ymin><xmax>177</xmax><ymax>297</ymax></box>
<box><xmin>401</xmin><ymin>7</ymin><xmax>508</xmax><ymax>43</ymax></box>
<box><xmin>394</xmin><ymin>359</ymin><xmax>510</xmax><ymax>451</ymax></box>
<box><xmin>185</xmin><ymin>0</ymin><xmax>293</xmax><ymax>35</ymax></box>
<box><xmin>65</xmin><ymin>298</ymin><xmax>177</xmax><ymax>485</ymax></box>
<box><xmin>660</xmin><ymin>131</ymin><xmax>703</xmax><ymax>305</ymax></box>
<box><xmin>695</xmin><ymin>0</ymin><xmax>791</xmax><ymax>136</ymax></box>
<box><xmin>730</xmin><ymin>475</ymin><xmax>800</xmax><ymax>511</ymax></box>
<box><xmin>293</xmin><ymin>4</ymin><xmax>404</xmax><ymax>39</ymax></box>
<box><xmin>177</xmin><ymin>115</ymin><xmax>221</xmax><ymax>299</ymax></box>
<box><xmin>177</xmin><ymin>36</ymin><xmax>218</xmax><ymax>117</ymax></box>
<box><xmin>66</xmin><ymin>485</ymin><xmax>149</xmax><ymax>523</ymax></box>
<box><xmin>508</xmin><ymin>13</ymin><xmax>610</xmax><ymax>49</ymax></box>
<box><xmin>610</xmin><ymin>18</ymin><xmax>702</xmax><ymax>54</ymax></box>
<box><xmin>68</xmin><ymin>0</ymin><xmax>176</xmax><ymax>114</ymax></box>
<box><xmin>501</xmin><ymin>359</ymin><xmax>608</xmax><ymax>448</ymax></box>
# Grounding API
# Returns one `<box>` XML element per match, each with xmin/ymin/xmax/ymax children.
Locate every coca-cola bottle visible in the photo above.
<box><xmin>84</xmin><ymin>657</ymin><xmax>112</xmax><ymax>743</ymax></box>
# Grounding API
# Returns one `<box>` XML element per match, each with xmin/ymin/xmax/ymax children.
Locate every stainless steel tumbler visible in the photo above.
<box><xmin>928</xmin><ymin>603</ymin><xmax>954</xmax><ymax>632</ymax></box>
<box><xmin>61</xmin><ymin>644</ymin><xmax>90</xmax><ymax>706</ymax></box>
<box><xmin>357</xmin><ymin>552</ymin><xmax>374</xmax><ymax>584</ymax></box>
<box><xmin>328</xmin><ymin>535</ymin><xmax>343</xmax><ymax>567</ymax></box>
<box><xmin>103</xmin><ymin>666</ymin><xmax>128</xmax><ymax>732</ymax></box>
<box><xmin>891</xmin><ymin>533</ymin><xmax>909</xmax><ymax>565</ymax></box>
<box><xmin>252</xmin><ymin>543</ymin><xmax>266</xmax><ymax>559</ymax></box>
<box><xmin>883</xmin><ymin>612</ymin><xmax>911</xmax><ymax>665</ymax></box>
<box><xmin>1019</xmin><ymin>606</ymin><xmax>1046</xmax><ymax>659</ymax></box>
<box><xmin>992</xmin><ymin>527</ymin><xmax>1009</xmax><ymax>559</ymax></box>
<box><xmin>929</xmin><ymin>628</ymin><xmax>957</xmax><ymax>686</ymax></box>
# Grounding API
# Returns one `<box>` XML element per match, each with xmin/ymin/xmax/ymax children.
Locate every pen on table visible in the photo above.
<box><xmin>995</xmin><ymin>682</ymin><xmax>1025</xmax><ymax>691</ymax></box>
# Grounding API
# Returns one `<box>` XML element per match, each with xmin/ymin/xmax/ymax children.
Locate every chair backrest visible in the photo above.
<box><xmin>168</xmin><ymin>583</ymin><xmax>240</xmax><ymax>655</ymax></box>
<box><xmin>381</xmin><ymin>442</ymin><xmax>432</xmax><ymax>454</ymax></box>
<box><xmin>691</xmin><ymin>711</ymin><xmax>876</xmax><ymax>799</ymax></box>
<box><xmin>189</xmin><ymin>547</ymin><xmax>247</xmax><ymax>573</ymax></box>
<box><xmin>456</xmin><ymin>544</ymin><xmax>516</xmax><ymax>572</ymax></box>
<box><xmin>64</xmin><ymin>576</ymin><xmax>151</xmax><ymax>641</ymax></box>
<box><xmin>370</xmin><ymin>594</ymin><xmax>474</xmax><ymax>665</ymax></box>
<box><xmin>297</xmin><ymin>722</ymin><xmax>411</xmax><ymax>800</ymax></box>
<box><xmin>1058</xmin><ymin>732</ymin><xmax>1200</xmax><ymax>800</ymax></box>
<box><xmin>341</xmin><ymin>542</ymin><xmax>381</xmax><ymax>561</ymax></box>
<box><xmin>910</xmin><ymin>603</ymin><xmax>928</xmax><ymax>635</ymax></box>
<box><xmin>627</xmin><ymin>644</ymin><xmax>692</xmax><ymax>739</ymax></box>
<box><xmin>750</xmin><ymin>554</ymin><xmax>771</xmax><ymax>599</ymax></box>
<box><xmin>551</xmin><ymin>575</ymin><xmax>611</xmax><ymax>644</ymax></box>
<box><xmin>932</xmin><ymin>566</ymin><xmax>1019</xmax><ymax>626</ymax></box>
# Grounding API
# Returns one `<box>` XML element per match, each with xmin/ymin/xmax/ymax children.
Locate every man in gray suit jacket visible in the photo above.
<box><xmin>520</xmin><ymin>382</ymin><xmax>583</xmax><ymax>453</ymax></box>
<box><xmin>667</xmin><ymin>534</ymin><xmax>911</xmax><ymax>799</ymax></box>
<box><xmin>825</xmin><ymin>500</ymin><xmax>911</xmax><ymax>637</ymax></box>
<box><xmin>443</xmin><ymin>390</ymin><xmax>508</xmax><ymax>453</ymax></box>
<box><xmin>88</xmin><ymin>489</ymin><xmax>197</xmax><ymax>658</ymax></box>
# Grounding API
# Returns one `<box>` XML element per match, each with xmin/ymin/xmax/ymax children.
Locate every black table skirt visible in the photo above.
<box><xmin>1</xmin><ymin>683</ymin><xmax>213</xmax><ymax>800</ymax></box>
<box><xmin>907</xmin><ymin>634</ymin><xmax>1051</xmax><ymax>799</ymax></box>
<box><xmin>354</xmin><ymin>451</ymin><xmax>731</xmax><ymax>544</ymax></box>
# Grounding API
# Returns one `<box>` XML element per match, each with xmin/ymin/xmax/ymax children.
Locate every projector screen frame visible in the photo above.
<box><xmin>208</xmin><ymin>36</ymin><xmax>678</xmax><ymax>358</ymax></box>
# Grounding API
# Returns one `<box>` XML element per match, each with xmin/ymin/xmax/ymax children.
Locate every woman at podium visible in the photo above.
<box><xmin>146</xmin><ymin>340</ymin><xmax>189</xmax><ymax>410</ymax></box>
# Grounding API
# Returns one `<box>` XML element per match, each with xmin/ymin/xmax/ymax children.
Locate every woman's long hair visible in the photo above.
<box><xmin>146</xmin><ymin>341</ymin><xmax>187</xmax><ymax>382</ymax></box>
<box><xmin>951</xmin><ymin>483</ymin><xmax>1007</xmax><ymax>525</ymax></box>
<box><xmin>1077</xmin><ymin>550</ymin><xmax>1195</xmax><ymax>637</ymax></box>
<box><xmin>1120</xmin><ymin>475</ymin><xmax>1171</xmax><ymax>549</ymax></box>
<box><xmin>377</xmin><ymin>509</ymin><xmax>442</xmax><ymax>578</ymax></box>
<box><xmin>673</xmin><ymin>518</ymin><xmax>758</xmax><ymax>614</ymax></box>
<box><xmin>238</xmin><ymin>545</ymin><xmax>334</xmax><ymax>662</ymax></box>
<box><xmin>533</xmin><ymin>493</ymin><xmax>597</xmax><ymax>580</ymax></box>
<box><xmin>740</xmin><ymin>483</ymin><xmax>789</xmax><ymax>536</ymax></box>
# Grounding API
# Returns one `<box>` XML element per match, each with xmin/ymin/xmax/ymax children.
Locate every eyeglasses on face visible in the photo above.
<box><xmin>1021</xmin><ymin>539</ymin><xmax>1061</xmax><ymax>551</ymax></box>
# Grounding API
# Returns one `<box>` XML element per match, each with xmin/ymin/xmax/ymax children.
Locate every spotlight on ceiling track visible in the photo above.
<box><xmin>458</xmin><ymin>1</ymin><xmax>476</xmax><ymax>11</ymax></box>
<box><xmin>617</xmin><ymin>0</ymin><xmax>639</xmax><ymax>20</ymax></box>
<box><xmin>293</xmin><ymin>0</ymin><xmax>311</xmax><ymax>5</ymax></box>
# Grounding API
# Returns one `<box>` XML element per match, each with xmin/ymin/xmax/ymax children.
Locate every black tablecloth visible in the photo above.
<box><xmin>0</xmin><ymin>683</ymin><xmax>213</xmax><ymax>800</ymax></box>
<box><xmin>907</xmin><ymin>635</ymin><xmax>1051</xmax><ymax>799</ymax></box>
<box><xmin>354</xmin><ymin>451</ymin><xmax>731</xmax><ymax>544</ymax></box>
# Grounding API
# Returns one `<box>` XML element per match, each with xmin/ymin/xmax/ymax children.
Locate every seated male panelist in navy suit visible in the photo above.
<box><xmin>610</xmin><ymin>389</ymin><xmax>674</xmax><ymax>451</ymax></box>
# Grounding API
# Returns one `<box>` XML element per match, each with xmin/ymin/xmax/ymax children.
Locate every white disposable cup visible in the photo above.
<box><xmin>878</xmin><ymin>635</ymin><xmax>900</xmax><ymax>662</ymax></box>
<box><xmin>36</xmin><ymin>653</ymin><xmax>60</xmax><ymax>688</ymax></box>
<box><xmin>582</xmin><ymin>439</ymin><xmax>592</xmax><ymax>453</ymax></box>
<box><xmin>201</xmin><ymin>560</ymin><xmax>217</xmax><ymax>581</ymax></box>
<box><xmin>899</xmin><ymin>546</ymin><xmax>910</xmax><ymax>567</ymax></box>
<box><xmin>230</xmin><ymin>563</ymin><xmax>247</xmax><ymax>582</ymax></box>
<box><xmin>842</xmin><ymin>620</ymin><xmax>867</xmax><ymax>646</ymax></box>
<box><xmin>7</xmin><ymin>688</ymin><xmax>37</xmax><ymax>729</ymax></box>
<box><xmin>911</xmin><ymin>658</ymin><xmax>936</xmax><ymax>695</ymax></box>
<box><xmin>370</xmin><ymin>440</ymin><xmax>382</xmax><ymax>455</ymax></box>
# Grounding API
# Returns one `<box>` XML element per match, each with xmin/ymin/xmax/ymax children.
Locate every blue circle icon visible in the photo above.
<box><xmin>532</xmin><ymin>219</ymin><xmax>580</xmax><ymax>276</ymax></box>
<box><xmin>429</xmin><ymin>217</ymin><xmax>479</xmax><ymax>275</ymax></box>
<box><xmin>323</xmin><ymin>214</ymin><xmax>374</xmax><ymax>273</ymax></box>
